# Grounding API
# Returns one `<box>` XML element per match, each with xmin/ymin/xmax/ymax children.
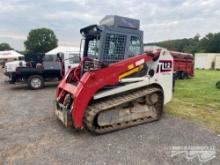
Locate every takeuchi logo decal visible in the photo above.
<box><xmin>170</xmin><ymin>146</ymin><xmax>216</xmax><ymax>163</ymax></box>
<box><xmin>159</xmin><ymin>60</ymin><xmax>172</xmax><ymax>73</ymax></box>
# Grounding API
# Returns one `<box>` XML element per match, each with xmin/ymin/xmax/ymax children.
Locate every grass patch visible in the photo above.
<box><xmin>165</xmin><ymin>70</ymin><xmax>220</xmax><ymax>133</ymax></box>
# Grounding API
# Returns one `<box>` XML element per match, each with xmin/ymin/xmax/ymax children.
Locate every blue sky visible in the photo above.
<box><xmin>0</xmin><ymin>0</ymin><xmax>220</xmax><ymax>50</ymax></box>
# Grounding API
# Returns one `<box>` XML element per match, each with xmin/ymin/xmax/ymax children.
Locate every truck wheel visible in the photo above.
<box><xmin>27</xmin><ymin>75</ymin><xmax>44</xmax><ymax>89</ymax></box>
<box><xmin>183</xmin><ymin>72</ymin><xmax>188</xmax><ymax>79</ymax></box>
<box><xmin>176</xmin><ymin>72</ymin><xmax>181</xmax><ymax>79</ymax></box>
<box><xmin>180</xmin><ymin>72</ymin><xmax>188</xmax><ymax>79</ymax></box>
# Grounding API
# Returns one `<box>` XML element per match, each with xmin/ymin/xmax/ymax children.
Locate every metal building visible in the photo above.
<box><xmin>215</xmin><ymin>55</ymin><xmax>220</xmax><ymax>69</ymax></box>
<box><xmin>194</xmin><ymin>53</ymin><xmax>220</xmax><ymax>69</ymax></box>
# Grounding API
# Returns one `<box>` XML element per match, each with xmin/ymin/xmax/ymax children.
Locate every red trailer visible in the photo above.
<box><xmin>144</xmin><ymin>47</ymin><xmax>194</xmax><ymax>80</ymax></box>
<box><xmin>170</xmin><ymin>51</ymin><xmax>194</xmax><ymax>79</ymax></box>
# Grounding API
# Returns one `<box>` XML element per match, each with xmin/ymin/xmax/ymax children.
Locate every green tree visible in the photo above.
<box><xmin>182</xmin><ymin>34</ymin><xmax>200</xmax><ymax>54</ymax></box>
<box><xmin>198</xmin><ymin>32</ymin><xmax>220</xmax><ymax>53</ymax></box>
<box><xmin>145</xmin><ymin>34</ymin><xmax>201</xmax><ymax>54</ymax></box>
<box><xmin>0</xmin><ymin>43</ymin><xmax>13</xmax><ymax>51</ymax></box>
<box><xmin>24</xmin><ymin>28</ymin><xmax>58</xmax><ymax>53</ymax></box>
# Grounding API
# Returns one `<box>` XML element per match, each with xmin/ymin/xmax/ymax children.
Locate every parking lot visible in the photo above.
<box><xmin>0</xmin><ymin>71</ymin><xmax>220</xmax><ymax>165</ymax></box>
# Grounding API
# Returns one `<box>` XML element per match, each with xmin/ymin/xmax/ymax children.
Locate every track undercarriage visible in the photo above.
<box><xmin>83</xmin><ymin>87</ymin><xmax>163</xmax><ymax>134</ymax></box>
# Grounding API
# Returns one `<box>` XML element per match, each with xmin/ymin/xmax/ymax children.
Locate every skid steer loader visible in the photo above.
<box><xmin>55</xmin><ymin>15</ymin><xmax>173</xmax><ymax>134</ymax></box>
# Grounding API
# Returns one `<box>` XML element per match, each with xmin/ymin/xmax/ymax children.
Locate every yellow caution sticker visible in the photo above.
<box><xmin>119</xmin><ymin>67</ymin><xmax>139</xmax><ymax>80</ymax></box>
<box><xmin>128</xmin><ymin>64</ymin><xmax>134</xmax><ymax>70</ymax></box>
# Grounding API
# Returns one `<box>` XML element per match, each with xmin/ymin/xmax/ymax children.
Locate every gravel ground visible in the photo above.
<box><xmin>0</xmin><ymin>72</ymin><xmax>219</xmax><ymax>165</ymax></box>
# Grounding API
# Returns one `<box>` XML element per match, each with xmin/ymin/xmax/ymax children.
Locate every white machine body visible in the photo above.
<box><xmin>94</xmin><ymin>48</ymin><xmax>173</xmax><ymax>104</ymax></box>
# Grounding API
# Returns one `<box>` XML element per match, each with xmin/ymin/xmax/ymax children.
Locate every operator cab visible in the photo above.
<box><xmin>80</xmin><ymin>15</ymin><xmax>144</xmax><ymax>66</ymax></box>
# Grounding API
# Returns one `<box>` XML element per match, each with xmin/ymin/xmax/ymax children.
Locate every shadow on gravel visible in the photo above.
<box><xmin>54</xmin><ymin>118</ymin><xmax>89</xmax><ymax>137</ymax></box>
<box><xmin>5</xmin><ymin>82</ymin><xmax>58</xmax><ymax>91</ymax></box>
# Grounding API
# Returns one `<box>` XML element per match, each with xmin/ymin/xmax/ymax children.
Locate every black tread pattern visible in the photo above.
<box><xmin>83</xmin><ymin>87</ymin><xmax>163</xmax><ymax>134</ymax></box>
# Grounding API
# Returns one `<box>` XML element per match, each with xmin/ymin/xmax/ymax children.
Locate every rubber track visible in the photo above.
<box><xmin>83</xmin><ymin>87</ymin><xmax>163</xmax><ymax>134</ymax></box>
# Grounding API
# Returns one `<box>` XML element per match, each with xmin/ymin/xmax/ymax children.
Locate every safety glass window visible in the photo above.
<box><xmin>128</xmin><ymin>36</ymin><xmax>141</xmax><ymax>57</ymax></box>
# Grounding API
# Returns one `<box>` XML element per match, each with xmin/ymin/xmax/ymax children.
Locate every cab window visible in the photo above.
<box><xmin>128</xmin><ymin>36</ymin><xmax>141</xmax><ymax>57</ymax></box>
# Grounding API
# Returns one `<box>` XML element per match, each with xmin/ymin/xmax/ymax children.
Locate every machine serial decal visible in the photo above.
<box><xmin>159</xmin><ymin>60</ymin><xmax>173</xmax><ymax>72</ymax></box>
